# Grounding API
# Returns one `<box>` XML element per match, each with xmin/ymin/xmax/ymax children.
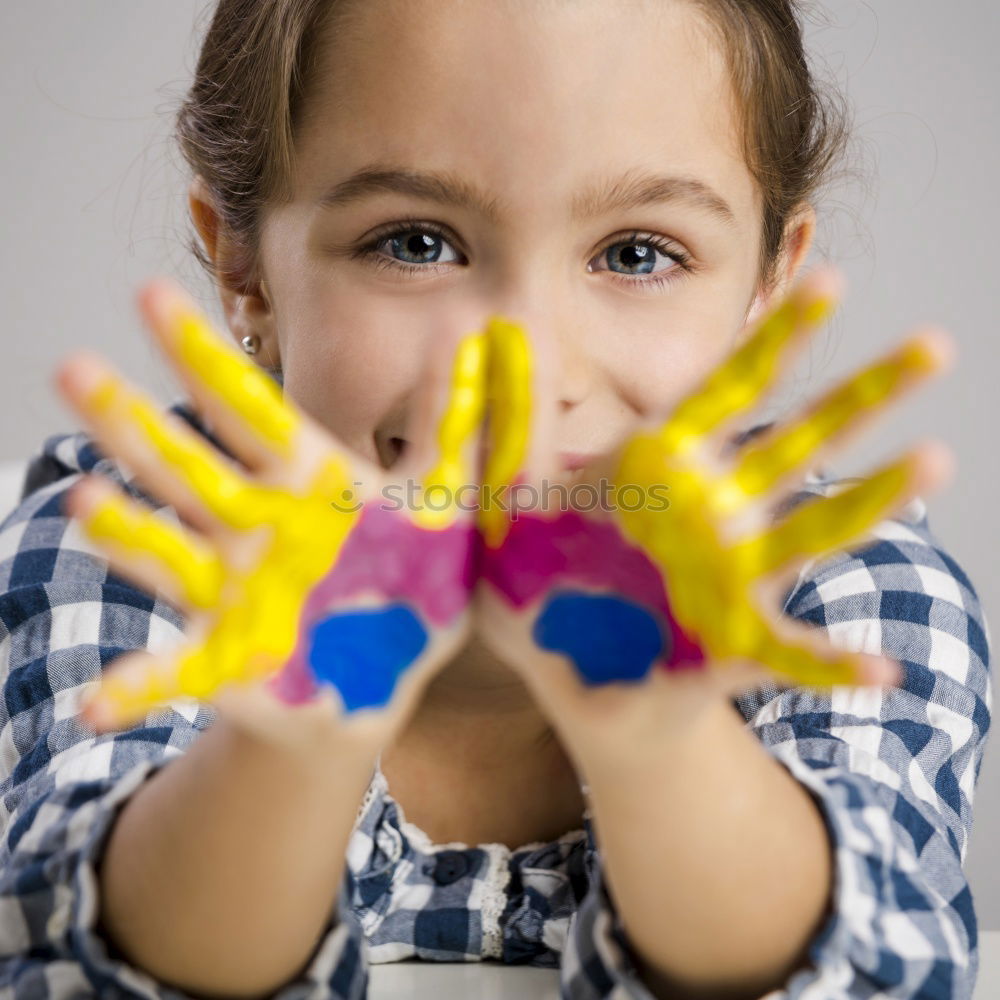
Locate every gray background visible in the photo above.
<box><xmin>2</xmin><ymin>0</ymin><xmax>998</xmax><ymax>922</ymax></box>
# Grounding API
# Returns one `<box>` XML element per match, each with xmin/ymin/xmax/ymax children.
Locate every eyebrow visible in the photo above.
<box><xmin>316</xmin><ymin>165</ymin><xmax>738</xmax><ymax>228</ymax></box>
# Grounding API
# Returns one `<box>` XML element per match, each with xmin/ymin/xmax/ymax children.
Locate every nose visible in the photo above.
<box><xmin>488</xmin><ymin>299</ymin><xmax>598</xmax><ymax>411</ymax></box>
<box><xmin>554</xmin><ymin>325</ymin><xmax>597</xmax><ymax>410</ymax></box>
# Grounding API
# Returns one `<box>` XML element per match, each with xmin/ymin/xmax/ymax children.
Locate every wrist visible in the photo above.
<box><xmin>552</xmin><ymin>670</ymin><xmax>733</xmax><ymax>779</ymax></box>
<box><xmin>213</xmin><ymin>682</ymin><xmax>387</xmax><ymax>772</ymax></box>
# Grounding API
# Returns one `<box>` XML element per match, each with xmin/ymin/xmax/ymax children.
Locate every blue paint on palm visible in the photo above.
<box><xmin>309</xmin><ymin>603</ymin><xmax>428</xmax><ymax>711</ymax></box>
<box><xmin>533</xmin><ymin>590</ymin><xmax>667</xmax><ymax>685</ymax></box>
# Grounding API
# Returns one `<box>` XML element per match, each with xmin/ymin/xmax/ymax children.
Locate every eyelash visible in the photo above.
<box><xmin>350</xmin><ymin>218</ymin><xmax>694</xmax><ymax>290</ymax></box>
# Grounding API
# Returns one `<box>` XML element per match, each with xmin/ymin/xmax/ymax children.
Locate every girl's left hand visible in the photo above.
<box><xmin>474</xmin><ymin>266</ymin><xmax>954</xmax><ymax>747</ymax></box>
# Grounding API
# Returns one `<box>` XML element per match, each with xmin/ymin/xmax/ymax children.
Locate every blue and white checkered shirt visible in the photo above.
<box><xmin>0</xmin><ymin>399</ymin><xmax>991</xmax><ymax>999</ymax></box>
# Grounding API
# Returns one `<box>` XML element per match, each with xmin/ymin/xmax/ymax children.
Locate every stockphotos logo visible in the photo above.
<box><xmin>329</xmin><ymin>478</ymin><xmax>670</xmax><ymax>516</ymax></box>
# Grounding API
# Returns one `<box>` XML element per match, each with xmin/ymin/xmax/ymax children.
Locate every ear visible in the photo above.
<box><xmin>744</xmin><ymin>203</ymin><xmax>817</xmax><ymax>326</ymax></box>
<box><xmin>187</xmin><ymin>176</ymin><xmax>281</xmax><ymax>371</ymax></box>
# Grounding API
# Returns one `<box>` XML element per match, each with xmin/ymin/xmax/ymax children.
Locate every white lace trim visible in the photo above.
<box><xmin>479</xmin><ymin>843</ymin><xmax>513</xmax><ymax>959</ymax></box>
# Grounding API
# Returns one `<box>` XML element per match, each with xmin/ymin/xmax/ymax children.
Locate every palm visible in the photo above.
<box><xmin>475</xmin><ymin>269</ymin><xmax>952</xmax><ymax>714</ymax></box>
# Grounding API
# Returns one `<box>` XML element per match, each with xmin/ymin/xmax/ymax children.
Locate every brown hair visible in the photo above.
<box><xmin>175</xmin><ymin>0</ymin><xmax>856</xmax><ymax>297</ymax></box>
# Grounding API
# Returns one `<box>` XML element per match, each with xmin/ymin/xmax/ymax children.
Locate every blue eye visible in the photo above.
<box><xmin>353</xmin><ymin>220</ymin><xmax>693</xmax><ymax>290</ymax></box>
<box><xmin>373</xmin><ymin>227</ymin><xmax>461</xmax><ymax>267</ymax></box>
<box><xmin>354</xmin><ymin>220</ymin><xmax>461</xmax><ymax>275</ymax></box>
<box><xmin>590</xmin><ymin>232</ymin><xmax>692</xmax><ymax>289</ymax></box>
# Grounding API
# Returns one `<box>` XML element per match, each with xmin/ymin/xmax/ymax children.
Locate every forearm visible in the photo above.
<box><xmin>573</xmin><ymin>698</ymin><xmax>833</xmax><ymax>999</ymax></box>
<box><xmin>97</xmin><ymin>710</ymin><xmax>379</xmax><ymax>999</ymax></box>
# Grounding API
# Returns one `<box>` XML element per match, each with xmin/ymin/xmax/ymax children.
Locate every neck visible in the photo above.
<box><xmin>394</xmin><ymin>634</ymin><xmax>557</xmax><ymax>764</ymax></box>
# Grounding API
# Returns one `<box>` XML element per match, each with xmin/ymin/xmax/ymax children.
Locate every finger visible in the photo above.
<box><xmin>695</xmin><ymin>588</ymin><xmax>902</xmax><ymax>696</ymax></box>
<box><xmin>743</xmin><ymin>612</ymin><xmax>904</xmax><ymax>692</ymax></box>
<box><xmin>717</xmin><ymin>329</ymin><xmax>953</xmax><ymax>510</ymax></box>
<box><xmin>480</xmin><ymin>316</ymin><xmax>533</xmax><ymax>547</ymax></box>
<box><xmin>65</xmin><ymin>473</ymin><xmax>226</xmax><ymax>611</ymax></box>
<box><xmin>79</xmin><ymin>647</ymin><xmax>190</xmax><ymax>734</ymax></box>
<box><xmin>55</xmin><ymin>351</ymin><xmax>269</xmax><ymax>534</ymax></box>
<box><xmin>81</xmin><ymin>626</ymin><xmax>251</xmax><ymax>730</ymax></box>
<box><xmin>398</xmin><ymin>327</ymin><xmax>488</xmax><ymax>529</ymax></box>
<box><xmin>138</xmin><ymin>278</ymin><xmax>302</xmax><ymax>471</ymax></box>
<box><xmin>733</xmin><ymin>441</ymin><xmax>952</xmax><ymax>580</ymax></box>
<box><xmin>658</xmin><ymin>267</ymin><xmax>844</xmax><ymax>456</ymax></box>
<box><xmin>479</xmin><ymin>315</ymin><xmax>559</xmax><ymax>547</ymax></box>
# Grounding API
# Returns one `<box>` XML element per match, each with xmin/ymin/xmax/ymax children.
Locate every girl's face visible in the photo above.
<box><xmin>209</xmin><ymin>0</ymin><xmax>812</xmax><ymax>469</ymax></box>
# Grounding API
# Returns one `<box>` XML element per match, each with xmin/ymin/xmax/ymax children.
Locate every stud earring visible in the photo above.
<box><xmin>241</xmin><ymin>334</ymin><xmax>260</xmax><ymax>355</ymax></box>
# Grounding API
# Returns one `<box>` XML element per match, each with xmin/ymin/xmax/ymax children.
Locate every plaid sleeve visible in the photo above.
<box><xmin>0</xmin><ymin>467</ymin><xmax>370</xmax><ymax>998</ymax></box>
<box><xmin>556</xmin><ymin>485</ymin><xmax>991</xmax><ymax>1000</ymax></box>
<box><xmin>730</xmin><ymin>486</ymin><xmax>992</xmax><ymax>999</ymax></box>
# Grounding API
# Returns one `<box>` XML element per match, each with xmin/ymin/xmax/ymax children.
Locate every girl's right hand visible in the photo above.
<box><xmin>55</xmin><ymin>279</ymin><xmax>486</xmax><ymax>756</ymax></box>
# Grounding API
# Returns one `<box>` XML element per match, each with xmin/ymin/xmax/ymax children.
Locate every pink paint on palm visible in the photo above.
<box><xmin>268</xmin><ymin>504</ymin><xmax>477</xmax><ymax>703</ymax></box>
<box><xmin>481</xmin><ymin>509</ymin><xmax>705</xmax><ymax>670</ymax></box>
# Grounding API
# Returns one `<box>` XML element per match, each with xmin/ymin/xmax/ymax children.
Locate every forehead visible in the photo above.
<box><xmin>294</xmin><ymin>0</ymin><xmax>757</xmax><ymax>226</ymax></box>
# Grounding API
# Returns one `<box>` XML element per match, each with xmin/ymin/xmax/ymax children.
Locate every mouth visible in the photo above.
<box><xmin>386</xmin><ymin>435</ymin><xmax>600</xmax><ymax>478</ymax></box>
<box><xmin>558</xmin><ymin>451</ymin><xmax>599</xmax><ymax>472</ymax></box>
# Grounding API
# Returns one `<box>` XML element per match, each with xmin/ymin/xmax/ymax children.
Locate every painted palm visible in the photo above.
<box><xmin>478</xmin><ymin>276</ymin><xmax>949</xmax><ymax>692</ymax></box>
<box><xmin>69</xmin><ymin>290</ymin><xmax>487</xmax><ymax>731</ymax></box>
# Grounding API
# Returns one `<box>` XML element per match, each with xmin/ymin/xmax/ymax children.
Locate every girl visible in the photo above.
<box><xmin>0</xmin><ymin>2</ymin><xmax>989</xmax><ymax>999</ymax></box>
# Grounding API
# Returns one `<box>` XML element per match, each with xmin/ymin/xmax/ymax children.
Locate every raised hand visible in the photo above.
<box><xmin>56</xmin><ymin>280</ymin><xmax>486</xmax><ymax>748</ymax></box>
<box><xmin>474</xmin><ymin>267</ymin><xmax>953</xmax><ymax>729</ymax></box>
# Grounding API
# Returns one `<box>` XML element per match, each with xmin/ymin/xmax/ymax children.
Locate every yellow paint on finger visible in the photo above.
<box><xmin>750</xmin><ymin>631</ymin><xmax>859</xmax><ymax>687</ymax></box>
<box><xmin>480</xmin><ymin>316</ymin><xmax>534</xmax><ymax>548</ymax></box>
<box><xmin>414</xmin><ymin>330</ymin><xmax>487</xmax><ymax>530</ymax></box>
<box><xmin>718</xmin><ymin>338</ymin><xmax>941</xmax><ymax>508</ymax></box>
<box><xmin>173</xmin><ymin>306</ymin><xmax>299</xmax><ymax>459</ymax></box>
<box><xmin>85</xmin><ymin>372</ymin><xmax>268</xmax><ymax>532</ymax></box>
<box><xmin>659</xmin><ymin>290</ymin><xmax>838</xmax><ymax>455</ymax></box>
<box><xmin>734</xmin><ymin>452</ymin><xmax>913</xmax><ymax>577</ymax></box>
<box><xmin>94</xmin><ymin>651</ymin><xmax>196</xmax><ymax>729</ymax></box>
<box><xmin>81</xmin><ymin>487</ymin><xmax>225</xmax><ymax>609</ymax></box>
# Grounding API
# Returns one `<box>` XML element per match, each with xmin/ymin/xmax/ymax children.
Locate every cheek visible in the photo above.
<box><xmin>280</xmin><ymin>294</ymin><xmax>431</xmax><ymax>454</ymax></box>
<box><xmin>606</xmin><ymin>322</ymin><xmax>739</xmax><ymax>421</ymax></box>
<box><xmin>580</xmin><ymin>286</ymin><xmax>748</xmax><ymax>422</ymax></box>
